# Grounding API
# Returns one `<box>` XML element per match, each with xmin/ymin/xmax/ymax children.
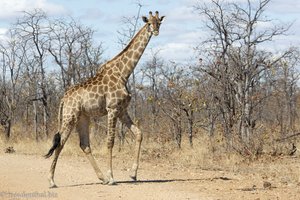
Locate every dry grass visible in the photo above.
<box><xmin>0</xmin><ymin>129</ymin><xmax>243</xmax><ymax>174</ymax></box>
<box><xmin>1</xmin><ymin>123</ymin><xmax>300</xmax><ymax>200</ymax></box>
<box><xmin>1</xmin><ymin>125</ymin><xmax>300</xmax><ymax>189</ymax></box>
<box><xmin>1</xmin><ymin>123</ymin><xmax>299</xmax><ymax>173</ymax></box>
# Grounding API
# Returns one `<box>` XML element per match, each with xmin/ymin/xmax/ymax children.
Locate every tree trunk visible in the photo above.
<box><xmin>184</xmin><ymin>108</ymin><xmax>194</xmax><ymax>148</ymax></box>
<box><xmin>175</xmin><ymin>123</ymin><xmax>182</xmax><ymax>149</ymax></box>
<box><xmin>174</xmin><ymin>113</ymin><xmax>182</xmax><ymax>149</ymax></box>
<box><xmin>43</xmin><ymin>105</ymin><xmax>48</xmax><ymax>138</ymax></box>
<box><xmin>5</xmin><ymin>119</ymin><xmax>11</xmax><ymax>140</ymax></box>
<box><xmin>33</xmin><ymin>101</ymin><xmax>38</xmax><ymax>141</ymax></box>
<box><xmin>188</xmin><ymin>117</ymin><xmax>193</xmax><ymax>147</ymax></box>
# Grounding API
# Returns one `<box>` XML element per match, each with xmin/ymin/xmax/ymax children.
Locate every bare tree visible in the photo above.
<box><xmin>195</xmin><ymin>0</ymin><xmax>297</xmax><ymax>152</ymax></box>
<box><xmin>157</xmin><ymin>61</ymin><xmax>199</xmax><ymax>148</ymax></box>
<box><xmin>48</xmin><ymin>18</ymin><xmax>104</xmax><ymax>89</ymax></box>
<box><xmin>265</xmin><ymin>50</ymin><xmax>300</xmax><ymax>134</ymax></box>
<box><xmin>13</xmin><ymin>9</ymin><xmax>50</xmax><ymax>139</ymax></box>
<box><xmin>140</xmin><ymin>50</ymin><xmax>162</xmax><ymax>133</ymax></box>
<box><xmin>0</xmin><ymin>9</ymin><xmax>106</xmax><ymax>141</ymax></box>
<box><xmin>0</xmin><ymin>30</ymin><xmax>25</xmax><ymax>139</ymax></box>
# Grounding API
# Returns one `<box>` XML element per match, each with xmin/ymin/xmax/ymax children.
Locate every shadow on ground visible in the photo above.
<box><xmin>59</xmin><ymin>176</ymin><xmax>233</xmax><ymax>188</ymax></box>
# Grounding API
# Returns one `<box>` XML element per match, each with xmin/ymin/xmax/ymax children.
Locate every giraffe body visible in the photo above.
<box><xmin>45</xmin><ymin>11</ymin><xmax>164</xmax><ymax>187</ymax></box>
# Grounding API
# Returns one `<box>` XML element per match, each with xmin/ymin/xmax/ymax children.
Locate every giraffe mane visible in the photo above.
<box><xmin>100</xmin><ymin>24</ymin><xmax>148</xmax><ymax>70</ymax></box>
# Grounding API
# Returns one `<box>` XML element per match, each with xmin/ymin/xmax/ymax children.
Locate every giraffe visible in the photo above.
<box><xmin>44</xmin><ymin>11</ymin><xmax>165</xmax><ymax>187</ymax></box>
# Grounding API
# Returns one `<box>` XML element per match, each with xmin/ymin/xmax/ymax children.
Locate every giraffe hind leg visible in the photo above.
<box><xmin>46</xmin><ymin>122</ymin><xmax>73</xmax><ymax>188</ymax></box>
<box><xmin>119</xmin><ymin>111</ymin><xmax>143</xmax><ymax>181</ymax></box>
<box><xmin>77</xmin><ymin>115</ymin><xmax>108</xmax><ymax>184</ymax></box>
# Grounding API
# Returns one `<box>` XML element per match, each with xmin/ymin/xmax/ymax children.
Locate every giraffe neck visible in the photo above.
<box><xmin>119</xmin><ymin>24</ymin><xmax>152</xmax><ymax>82</ymax></box>
<box><xmin>101</xmin><ymin>24</ymin><xmax>152</xmax><ymax>83</ymax></box>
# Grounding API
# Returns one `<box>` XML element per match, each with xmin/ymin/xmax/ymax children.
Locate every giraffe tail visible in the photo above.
<box><xmin>44</xmin><ymin>132</ymin><xmax>61</xmax><ymax>158</ymax></box>
<box><xmin>44</xmin><ymin>100</ymin><xmax>64</xmax><ymax>159</ymax></box>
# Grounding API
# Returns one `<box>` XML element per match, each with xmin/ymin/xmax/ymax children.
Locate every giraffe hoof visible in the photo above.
<box><xmin>130</xmin><ymin>175</ymin><xmax>137</xmax><ymax>181</ymax></box>
<box><xmin>101</xmin><ymin>179</ymin><xmax>109</xmax><ymax>185</ymax></box>
<box><xmin>108</xmin><ymin>178</ymin><xmax>117</xmax><ymax>185</ymax></box>
<box><xmin>100</xmin><ymin>178</ymin><xmax>116</xmax><ymax>185</ymax></box>
<box><xmin>108</xmin><ymin>179</ymin><xmax>117</xmax><ymax>185</ymax></box>
<box><xmin>49</xmin><ymin>184</ymin><xmax>57</xmax><ymax>189</ymax></box>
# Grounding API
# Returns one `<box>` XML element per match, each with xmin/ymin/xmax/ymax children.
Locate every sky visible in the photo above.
<box><xmin>0</xmin><ymin>0</ymin><xmax>299</xmax><ymax>64</ymax></box>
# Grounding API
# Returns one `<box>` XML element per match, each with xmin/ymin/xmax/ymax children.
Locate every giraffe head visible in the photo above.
<box><xmin>142</xmin><ymin>11</ymin><xmax>165</xmax><ymax>36</ymax></box>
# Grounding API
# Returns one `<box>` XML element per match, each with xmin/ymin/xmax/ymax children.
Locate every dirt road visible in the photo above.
<box><xmin>0</xmin><ymin>153</ymin><xmax>299</xmax><ymax>200</ymax></box>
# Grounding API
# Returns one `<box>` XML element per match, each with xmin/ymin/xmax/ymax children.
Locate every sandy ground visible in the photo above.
<box><xmin>0</xmin><ymin>153</ymin><xmax>299</xmax><ymax>200</ymax></box>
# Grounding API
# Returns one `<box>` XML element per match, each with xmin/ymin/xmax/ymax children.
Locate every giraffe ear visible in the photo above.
<box><xmin>160</xmin><ymin>16</ymin><xmax>165</xmax><ymax>22</ymax></box>
<box><xmin>142</xmin><ymin>16</ymin><xmax>148</xmax><ymax>23</ymax></box>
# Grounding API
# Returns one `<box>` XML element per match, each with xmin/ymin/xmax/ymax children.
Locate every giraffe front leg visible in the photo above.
<box><xmin>119</xmin><ymin>112</ymin><xmax>143</xmax><ymax>181</ymax></box>
<box><xmin>106</xmin><ymin>108</ymin><xmax>118</xmax><ymax>185</ymax></box>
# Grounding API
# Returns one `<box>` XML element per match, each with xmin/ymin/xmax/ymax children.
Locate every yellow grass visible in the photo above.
<box><xmin>1</xmin><ymin>123</ymin><xmax>299</xmax><ymax>173</ymax></box>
